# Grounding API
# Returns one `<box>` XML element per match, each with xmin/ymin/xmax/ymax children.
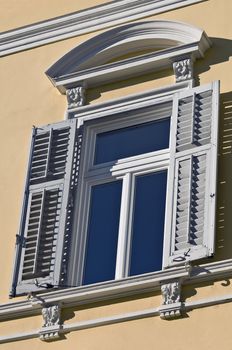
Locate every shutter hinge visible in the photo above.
<box><xmin>67</xmin><ymin>193</ymin><xmax>74</xmax><ymax>208</ymax></box>
<box><xmin>16</xmin><ymin>234</ymin><xmax>26</xmax><ymax>248</ymax></box>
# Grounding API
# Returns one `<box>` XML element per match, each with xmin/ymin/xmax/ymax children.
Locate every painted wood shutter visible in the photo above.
<box><xmin>164</xmin><ymin>81</ymin><xmax>219</xmax><ymax>267</ymax></box>
<box><xmin>10</xmin><ymin>119</ymin><xmax>77</xmax><ymax>296</ymax></box>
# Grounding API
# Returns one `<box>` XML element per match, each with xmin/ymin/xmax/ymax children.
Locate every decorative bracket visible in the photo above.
<box><xmin>159</xmin><ymin>302</ymin><xmax>183</xmax><ymax>320</ymax></box>
<box><xmin>159</xmin><ymin>280</ymin><xmax>183</xmax><ymax>319</ymax></box>
<box><xmin>66</xmin><ymin>86</ymin><xmax>86</xmax><ymax>109</ymax></box>
<box><xmin>173</xmin><ymin>58</ymin><xmax>193</xmax><ymax>83</ymax></box>
<box><xmin>39</xmin><ymin>304</ymin><xmax>61</xmax><ymax>341</ymax></box>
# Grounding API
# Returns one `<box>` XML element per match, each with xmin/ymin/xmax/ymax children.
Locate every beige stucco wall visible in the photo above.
<box><xmin>0</xmin><ymin>0</ymin><xmax>109</xmax><ymax>32</ymax></box>
<box><xmin>1</xmin><ymin>301</ymin><xmax>232</xmax><ymax>350</ymax></box>
<box><xmin>0</xmin><ymin>0</ymin><xmax>232</xmax><ymax>347</ymax></box>
<box><xmin>1</xmin><ymin>276</ymin><xmax>232</xmax><ymax>347</ymax></box>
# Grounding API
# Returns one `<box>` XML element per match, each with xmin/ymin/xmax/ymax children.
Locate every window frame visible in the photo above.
<box><xmin>69</xmin><ymin>93</ymin><xmax>176</xmax><ymax>287</ymax></box>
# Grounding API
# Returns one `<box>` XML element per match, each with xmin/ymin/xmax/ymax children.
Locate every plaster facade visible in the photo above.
<box><xmin>0</xmin><ymin>0</ymin><xmax>232</xmax><ymax>348</ymax></box>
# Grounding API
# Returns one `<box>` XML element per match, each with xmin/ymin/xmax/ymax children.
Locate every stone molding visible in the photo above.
<box><xmin>161</xmin><ymin>281</ymin><xmax>181</xmax><ymax>305</ymax></box>
<box><xmin>66</xmin><ymin>87</ymin><xmax>86</xmax><ymax>108</ymax></box>
<box><xmin>1</xmin><ymin>292</ymin><xmax>232</xmax><ymax>343</ymax></box>
<box><xmin>0</xmin><ymin>1</ymin><xmax>205</xmax><ymax>57</ymax></box>
<box><xmin>173</xmin><ymin>58</ymin><xmax>193</xmax><ymax>82</ymax></box>
<box><xmin>1</xmin><ymin>258</ymin><xmax>232</xmax><ymax>322</ymax></box>
<box><xmin>46</xmin><ymin>20</ymin><xmax>210</xmax><ymax>92</ymax></box>
<box><xmin>39</xmin><ymin>305</ymin><xmax>61</xmax><ymax>341</ymax></box>
<box><xmin>160</xmin><ymin>280</ymin><xmax>183</xmax><ymax>319</ymax></box>
<box><xmin>159</xmin><ymin>302</ymin><xmax>183</xmax><ymax>319</ymax></box>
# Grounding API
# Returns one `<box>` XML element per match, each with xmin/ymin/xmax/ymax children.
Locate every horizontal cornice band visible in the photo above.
<box><xmin>1</xmin><ymin>292</ymin><xmax>232</xmax><ymax>344</ymax></box>
<box><xmin>0</xmin><ymin>0</ymin><xmax>205</xmax><ymax>57</ymax></box>
<box><xmin>0</xmin><ymin>258</ymin><xmax>232</xmax><ymax>321</ymax></box>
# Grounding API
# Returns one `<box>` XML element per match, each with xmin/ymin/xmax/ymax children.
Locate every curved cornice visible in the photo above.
<box><xmin>47</xmin><ymin>20</ymin><xmax>209</xmax><ymax>77</ymax></box>
<box><xmin>46</xmin><ymin>20</ymin><xmax>211</xmax><ymax>92</ymax></box>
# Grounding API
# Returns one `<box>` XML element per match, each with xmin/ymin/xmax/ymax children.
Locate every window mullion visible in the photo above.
<box><xmin>115</xmin><ymin>172</ymin><xmax>133</xmax><ymax>279</ymax></box>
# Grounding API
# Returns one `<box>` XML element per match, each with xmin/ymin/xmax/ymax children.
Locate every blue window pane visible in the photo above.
<box><xmin>129</xmin><ymin>171</ymin><xmax>167</xmax><ymax>276</ymax></box>
<box><xmin>83</xmin><ymin>180</ymin><xmax>122</xmax><ymax>285</ymax></box>
<box><xmin>94</xmin><ymin>118</ymin><xmax>170</xmax><ymax>164</ymax></box>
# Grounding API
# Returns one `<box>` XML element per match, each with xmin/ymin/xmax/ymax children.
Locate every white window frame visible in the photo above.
<box><xmin>69</xmin><ymin>88</ymin><xmax>180</xmax><ymax>287</ymax></box>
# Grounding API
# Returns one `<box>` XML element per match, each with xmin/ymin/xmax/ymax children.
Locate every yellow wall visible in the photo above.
<box><xmin>0</xmin><ymin>0</ymin><xmax>109</xmax><ymax>32</ymax></box>
<box><xmin>0</xmin><ymin>0</ymin><xmax>232</xmax><ymax>346</ymax></box>
<box><xmin>1</xmin><ymin>276</ymin><xmax>232</xmax><ymax>347</ymax></box>
<box><xmin>1</xmin><ymin>301</ymin><xmax>232</xmax><ymax>350</ymax></box>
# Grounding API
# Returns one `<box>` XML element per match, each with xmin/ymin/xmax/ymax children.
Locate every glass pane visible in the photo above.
<box><xmin>94</xmin><ymin>118</ymin><xmax>170</xmax><ymax>164</ymax></box>
<box><xmin>83</xmin><ymin>180</ymin><xmax>122</xmax><ymax>285</ymax></box>
<box><xmin>129</xmin><ymin>171</ymin><xmax>167</xmax><ymax>276</ymax></box>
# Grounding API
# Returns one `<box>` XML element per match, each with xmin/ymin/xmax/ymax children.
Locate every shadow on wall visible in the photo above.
<box><xmin>86</xmin><ymin>68</ymin><xmax>173</xmax><ymax>104</ymax></box>
<box><xmin>197</xmin><ymin>38</ymin><xmax>232</xmax><ymax>260</ymax></box>
<box><xmin>214</xmin><ymin>91</ymin><xmax>232</xmax><ymax>260</ymax></box>
<box><xmin>87</xmin><ymin>37</ymin><xmax>232</xmax><ymax>103</ymax></box>
<box><xmin>195</xmin><ymin>37</ymin><xmax>232</xmax><ymax>83</ymax></box>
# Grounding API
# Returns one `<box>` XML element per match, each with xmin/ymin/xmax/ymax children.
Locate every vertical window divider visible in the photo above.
<box><xmin>115</xmin><ymin>172</ymin><xmax>133</xmax><ymax>279</ymax></box>
<box><xmin>162</xmin><ymin>95</ymin><xmax>178</xmax><ymax>268</ymax></box>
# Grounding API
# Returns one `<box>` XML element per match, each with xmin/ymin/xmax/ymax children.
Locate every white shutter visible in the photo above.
<box><xmin>163</xmin><ymin>81</ymin><xmax>219</xmax><ymax>267</ymax></box>
<box><xmin>10</xmin><ymin>119</ymin><xmax>77</xmax><ymax>296</ymax></box>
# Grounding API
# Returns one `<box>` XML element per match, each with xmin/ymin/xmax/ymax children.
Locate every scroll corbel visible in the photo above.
<box><xmin>159</xmin><ymin>280</ymin><xmax>184</xmax><ymax>319</ymax></box>
<box><xmin>39</xmin><ymin>304</ymin><xmax>62</xmax><ymax>341</ymax></box>
<box><xmin>173</xmin><ymin>58</ymin><xmax>193</xmax><ymax>83</ymax></box>
<box><xmin>66</xmin><ymin>85</ymin><xmax>86</xmax><ymax>109</ymax></box>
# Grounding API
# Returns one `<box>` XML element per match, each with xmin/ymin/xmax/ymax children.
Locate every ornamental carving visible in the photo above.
<box><xmin>173</xmin><ymin>58</ymin><xmax>193</xmax><ymax>82</ymax></box>
<box><xmin>66</xmin><ymin>86</ymin><xmax>86</xmax><ymax>108</ymax></box>
<box><xmin>159</xmin><ymin>302</ymin><xmax>183</xmax><ymax>320</ymax></box>
<box><xmin>159</xmin><ymin>281</ymin><xmax>183</xmax><ymax>319</ymax></box>
<box><xmin>39</xmin><ymin>305</ymin><xmax>61</xmax><ymax>341</ymax></box>
<box><xmin>42</xmin><ymin>305</ymin><xmax>60</xmax><ymax>327</ymax></box>
<box><xmin>161</xmin><ymin>281</ymin><xmax>180</xmax><ymax>305</ymax></box>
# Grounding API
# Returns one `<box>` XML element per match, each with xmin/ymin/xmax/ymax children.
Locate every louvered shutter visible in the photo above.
<box><xmin>10</xmin><ymin>119</ymin><xmax>77</xmax><ymax>296</ymax></box>
<box><xmin>163</xmin><ymin>81</ymin><xmax>219</xmax><ymax>267</ymax></box>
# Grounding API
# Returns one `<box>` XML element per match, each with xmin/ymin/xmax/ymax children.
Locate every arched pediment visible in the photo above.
<box><xmin>46</xmin><ymin>20</ymin><xmax>211</xmax><ymax>93</ymax></box>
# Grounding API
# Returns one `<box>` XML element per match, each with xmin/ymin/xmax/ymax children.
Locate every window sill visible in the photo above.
<box><xmin>3</xmin><ymin>259</ymin><xmax>232</xmax><ymax>320</ymax></box>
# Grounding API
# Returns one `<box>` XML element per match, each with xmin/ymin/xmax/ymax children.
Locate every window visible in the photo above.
<box><xmin>10</xmin><ymin>81</ymin><xmax>219</xmax><ymax>297</ymax></box>
<box><xmin>10</xmin><ymin>17</ymin><xmax>218</xmax><ymax>296</ymax></box>
<box><xmin>74</xmin><ymin>103</ymin><xmax>171</xmax><ymax>286</ymax></box>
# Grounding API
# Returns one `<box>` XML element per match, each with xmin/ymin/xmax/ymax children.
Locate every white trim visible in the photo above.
<box><xmin>1</xmin><ymin>291</ymin><xmax>232</xmax><ymax>343</ymax></box>
<box><xmin>73</xmin><ymin>81</ymin><xmax>193</xmax><ymax>123</ymax></box>
<box><xmin>185</xmin><ymin>293</ymin><xmax>232</xmax><ymax>310</ymax></box>
<box><xmin>0</xmin><ymin>0</ymin><xmax>206</xmax><ymax>57</ymax></box>
<box><xmin>2</xmin><ymin>259</ymin><xmax>232</xmax><ymax>322</ymax></box>
<box><xmin>2</xmin><ymin>266</ymin><xmax>189</xmax><ymax>320</ymax></box>
<box><xmin>46</xmin><ymin>20</ymin><xmax>210</xmax><ymax>92</ymax></box>
<box><xmin>52</xmin><ymin>45</ymin><xmax>201</xmax><ymax>92</ymax></box>
<box><xmin>0</xmin><ymin>330</ymin><xmax>38</xmax><ymax>344</ymax></box>
<box><xmin>70</xmin><ymin>98</ymin><xmax>172</xmax><ymax>287</ymax></box>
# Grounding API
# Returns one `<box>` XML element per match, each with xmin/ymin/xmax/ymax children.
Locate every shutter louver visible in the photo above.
<box><xmin>11</xmin><ymin>119</ymin><xmax>77</xmax><ymax>296</ymax></box>
<box><xmin>164</xmin><ymin>81</ymin><xmax>219</xmax><ymax>267</ymax></box>
<box><xmin>22</xmin><ymin>187</ymin><xmax>62</xmax><ymax>280</ymax></box>
<box><xmin>174</xmin><ymin>153</ymin><xmax>206</xmax><ymax>252</ymax></box>
<box><xmin>176</xmin><ymin>90</ymin><xmax>212</xmax><ymax>152</ymax></box>
<box><xmin>30</xmin><ymin>127</ymin><xmax>70</xmax><ymax>183</ymax></box>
